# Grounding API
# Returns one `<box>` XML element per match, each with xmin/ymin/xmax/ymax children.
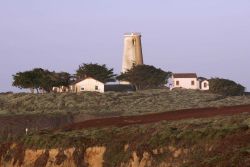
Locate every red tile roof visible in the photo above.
<box><xmin>173</xmin><ymin>73</ymin><xmax>197</xmax><ymax>78</ymax></box>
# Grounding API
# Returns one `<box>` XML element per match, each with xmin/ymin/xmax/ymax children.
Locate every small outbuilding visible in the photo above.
<box><xmin>69</xmin><ymin>77</ymin><xmax>135</xmax><ymax>93</ymax></box>
<box><xmin>171</xmin><ymin>73</ymin><xmax>199</xmax><ymax>90</ymax></box>
<box><xmin>170</xmin><ymin>73</ymin><xmax>209</xmax><ymax>90</ymax></box>
<box><xmin>198</xmin><ymin>77</ymin><xmax>209</xmax><ymax>90</ymax></box>
<box><xmin>70</xmin><ymin>77</ymin><xmax>105</xmax><ymax>93</ymax></box>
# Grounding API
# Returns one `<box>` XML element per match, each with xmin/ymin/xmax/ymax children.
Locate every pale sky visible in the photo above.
<box><xmin>0</xmin><ymin>0</ymin><xmax>250</xmax><ymax>92</ymax></box>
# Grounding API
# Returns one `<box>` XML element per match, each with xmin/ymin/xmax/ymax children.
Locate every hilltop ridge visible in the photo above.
<box><xmin>1</xmin><ymin>89</ymin><xmax>250</xmax><ymax>116</ymax></box>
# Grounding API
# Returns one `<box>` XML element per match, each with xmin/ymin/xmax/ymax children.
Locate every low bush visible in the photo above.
<box><xmin>209</xmin><ymin>78</ymin><xmax>245</xmax><ymax>96</ymax></box>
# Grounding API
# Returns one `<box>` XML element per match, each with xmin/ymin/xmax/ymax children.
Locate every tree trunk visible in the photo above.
<box><xmin>36</xmin><ymin>88</ymin><xmax>39</xmax><ymax>94</ymax></box>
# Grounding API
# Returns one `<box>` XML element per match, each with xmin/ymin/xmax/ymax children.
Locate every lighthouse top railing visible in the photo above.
<box><xmin>124</xmin><ymin>32</ymin><xmax>141</xmax><ymax>36</ymax></box>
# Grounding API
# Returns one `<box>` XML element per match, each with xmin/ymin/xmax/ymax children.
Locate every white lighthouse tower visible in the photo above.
<box><xmin>121</xmin><ymin>32</ymin><xmax>144</xmax><ymax>73</ymax></box>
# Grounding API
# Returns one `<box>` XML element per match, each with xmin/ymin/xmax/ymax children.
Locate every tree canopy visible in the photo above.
<box><xmin>209</xmin><ymin>78</ymin><xmax>245</xmax><ymax>96</ymax></box>
<box><xmin>12</xmin><ymin>68</ymin><xmax>71</xmax><ymax>93</ymax></box>
<box><xmin>117</xmin><ymin>65</ymin><xmax>171</xmax><ymax>90</ymax></box>
<box><xmin>76</xmin><ymin>63</ymin><xmax>116</xmax><ymax>83</ymax></box>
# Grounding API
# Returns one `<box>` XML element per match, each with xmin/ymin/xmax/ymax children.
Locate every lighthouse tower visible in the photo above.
<box><xmin>121</xmin><ymin>32</ymin><xmax>143</xmax><ymax>73</ymax></box>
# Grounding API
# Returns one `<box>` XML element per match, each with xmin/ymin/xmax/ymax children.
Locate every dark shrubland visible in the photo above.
<box><xmin>209</xmin><ymin>78</ymin><xmax>245</xmax><ymax>96</ymax></box>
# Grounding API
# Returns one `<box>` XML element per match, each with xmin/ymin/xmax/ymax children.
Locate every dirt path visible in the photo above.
<box><xmin>64</xmin><ymin>104</ymin><xmax>250</xmax><ymax>130</ymax></box>
<box><xmin>0</xmin><ymin>114</ymin><xmax>73</xmax><ymax>137</ymax></box>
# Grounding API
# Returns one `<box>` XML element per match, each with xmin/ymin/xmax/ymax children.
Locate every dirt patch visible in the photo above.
<box><xmin>64</xmin><ymin>104</ymin><xmax>250</xmax><ymax>130</ymax></box>
<box><xmin>73</xmin><ymin>148</ymin><xmax>88</xmax><ymax>167</ymax></box>
<box><xmin>34</xmin><ymin>149</ymin><xmax>50</xmax><ymax>167</ymax></box>
<box><xmin>208</xmin><ymin>131</ymin><xmax>250</xmax><ymax>166</ymax></box>
<box><xmin>184</xmin><ymin>130</ymin><xmax>250</xmax><ymax>167</ymax></box>
<box><xmin>55</xmin><ymin>149</ymin><xmax>67</xmax><ymax>165</ymax></box>
<box><xmin>0</xmin><ymin>143</ymin><xmax>11</xmax><ymax>162</ymax></box>
<box><xmin>12</xmin><ymin>143</ymin><xmax>25</xmax><ymax>166</ymax></box>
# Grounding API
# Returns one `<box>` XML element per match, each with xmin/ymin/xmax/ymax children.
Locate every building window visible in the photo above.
<box><xmin>95</xmin><ymin>86</ymin><xmax>98</xmax><ymax>90</ymax></box>
<box><xmin>80</xmin><ymin>87</ymin><xmax>84</xmax><ymax>91</ymax></box>
<box><xmin>204</xmin><ymin>83</ymin><xmax>207</xmax><ymax>88</ymax></box>
<box><xmin>191</xmin><ymin>81</ymin><xmax>195</xmax><ymax>85</ymax></box>
<box><xmin>176</xmin><ymin>81</ymin><xmax>179</xmax><ymax>86</ymax></box>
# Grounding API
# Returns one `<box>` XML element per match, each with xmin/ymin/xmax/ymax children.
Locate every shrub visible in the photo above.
<box><xmin>209</xmin><ymin>78</ymin><xmax>245</xmax><ymax>96</ymax></box>
<box><xmin>117</xmin><ymin>65</ymin><xmax>171</xmax><ymax>90</ymax></box>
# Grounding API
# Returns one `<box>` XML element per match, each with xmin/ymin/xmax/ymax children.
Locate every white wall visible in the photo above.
<box><xmin>172</xmin><ymin>77</ymin><xmax>199</xmax><ymax>89</ymax></box>
<box><xmin>52</xmin><ymin>86</ymin><xmax>69</xmax><ymax>93</ymax></box>
<box><xmin>75</xmin><ymin>78</ymin><xmax>104</xmax><ymax>93</ymax></box>
<box><xmin>200</xmin><ymin>80</ymin><xmax>209</xmax><ymax>90</ymax></box>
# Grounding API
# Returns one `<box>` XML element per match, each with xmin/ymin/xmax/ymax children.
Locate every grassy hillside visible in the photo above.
<box><xmin>1</xmin><ymin>89</ymin><xmax>250</xmax><ymax>116</ymax></box>
<box><xmin>1</xmin><ymin>89</ymin><xmax>250</xmax><ymax>166</ymax></box>
<box><xmin>1</xmin><ymin>113</ymin><xmax>250</xmax><ymax>167</ymax></box>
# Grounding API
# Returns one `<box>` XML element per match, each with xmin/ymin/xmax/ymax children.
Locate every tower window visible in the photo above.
<box><xmin>191</xmin><ymin>81</ymin><xmax>195</xmax><ymax>85</ymax></box>
<box><xmin>132</xmin><ymin>38</ymin><xmax>136</xmax><ymax>45</ymax></box>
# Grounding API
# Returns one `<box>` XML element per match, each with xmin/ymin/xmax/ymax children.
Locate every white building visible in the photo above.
<box><xmin>52</xmin><ymin>86</ymin><xmax>69</xmax><ymax>93</ymax></box>
<box><xmin>69</xmin><ymin>77</ymin><xmax>135</xmax><ymax>93</ymax></box>
<box><xmin>70</xmin><ymin>77</ymin><xmax>105</xmax><ymax>93</ymax></box>
<box><xmin>171</xmin><ymin>73</ymin><xmax>209</xmax><ymax>90</ymax></box>
<box><xmin>198</xmin><ymin>77</ymin><xmax>209</xmax><ymax>90</ymax></box>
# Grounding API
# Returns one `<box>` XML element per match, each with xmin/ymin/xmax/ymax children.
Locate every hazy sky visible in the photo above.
<box><xmin>0</xmin><ymin>0</ymin><xmax>250</xmax><ymax>92</ymax></box>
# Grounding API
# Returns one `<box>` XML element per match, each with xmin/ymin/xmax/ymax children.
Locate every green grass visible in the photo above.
<box><xmin>0</xmin><ymin>89</ymin><xmax>250</xmax><ymax>116</ymax></box>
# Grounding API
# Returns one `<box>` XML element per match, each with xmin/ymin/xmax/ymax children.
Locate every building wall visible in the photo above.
<box><xmin>172</xmin><ymin>77</ymin><xmax>199</xmax><ymax>89</ymax></box>
<box><xmin>69</xmin><ymin>85</ymin><xmax>75</xmax><ymax>92</ymax></box>
<box><xmin>74</xmin><ymin>78</ymin><xmax>105</xmax><ymax>93</ymax></box>
<box><xmin>122</xmin><ymin>33</ymin><xmax>143</xmax><ymax>73</ymax></box>
<box><xmin>200</xmin><ymin>80</ymin><xmax>209</xmax><ymax>90</ymax></box>
<box><xmin>52</xmin><ymin>86</ymin><xmax>69</xmax><ymax>93</ymax></box>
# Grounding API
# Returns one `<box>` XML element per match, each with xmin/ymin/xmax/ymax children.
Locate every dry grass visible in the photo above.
<box><xmin>0</xmin><ymin>89</ymin><xmax>250</xmax><ymax>116</ymax></box>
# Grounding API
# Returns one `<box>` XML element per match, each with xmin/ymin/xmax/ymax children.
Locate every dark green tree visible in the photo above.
<box><xmin>54</xmin><ymin>72</ymin><xmax>71</xmax><ymax>87</ymax></box>
<box><xmin>12</xmin><ymin>71</ymin><xmax>32</xmax><ymax>92</ymax></box>
<box><xmin>13</xmin><ymin>68</ymin><xmax>71</xmax><ymax>93</ymax></box>
<box><xmin>13</xmin><ymin>69</ymin><xmax>43</xmax><ymax>93</ymax></box>
<box><xmin>209</xmin><ymin>78</ymin><xmax>245</xmax><ymax>96</ymax></box>
<box><xmin>76</xmin><ymin>63</ymin><xmax>116</xmax><ymax>83</ymax></box>
<box><xmin>117</xmin><ymin>65</ymin><xmax>171</xmax><ymax>90</ymax></box>
<box><xmin>40</xmin><ymin>71</ymin><xmax>71</xmax><ymax>92</ymax></box>
<box><xmin>39</xmin><ymin>69</ymin><xmax>56</xmax><ymax>92</ymax></box>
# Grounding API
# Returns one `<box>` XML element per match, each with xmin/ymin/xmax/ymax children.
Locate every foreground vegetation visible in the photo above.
<box><xmin>1</xmin><ymin>113</ymin><xmax>250</xmax><ymax>166</ymax></box>
<box><xmin>0</xmin><ymin>89</ymin><xmax>250</xmax><ymax>116</ymax></box>
<box><xmin>1</xmin><ymin>89</ymin><xmax>250</xmax><ymax>166</ymax></box>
